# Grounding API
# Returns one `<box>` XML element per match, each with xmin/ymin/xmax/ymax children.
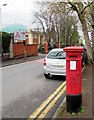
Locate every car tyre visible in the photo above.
<box><xmin>44</xmin><ymin>73</ymin><xmax>50</xmax><ymax>78</ymax></box>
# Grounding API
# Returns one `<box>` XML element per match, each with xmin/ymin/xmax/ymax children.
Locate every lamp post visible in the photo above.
<box><xmin>0</xmin><ymin>4</ymin><xmax>7</xmax><ymax>120</ymax></box>
<box><xmin>0</xmin><ymin>4</ymin><xmax>7</xmax><ymax>61</ymax></box>
<box><xmin>0</xmin><ymin>6</ymin><xmax>2</xmax><ymax>62</ymax></box>
<box><xmin>0</xmin><ymin>4</ymin><xmax>7</xmax><ymax>33</ymax></box>
<box><xmin>0</xmin><ymin>5</ymin><xmax>2</xmax><ymax>120</ymax></box>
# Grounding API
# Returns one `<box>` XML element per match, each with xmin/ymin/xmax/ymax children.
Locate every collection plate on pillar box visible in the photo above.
<box><xmin>70</xmin><ymin>61</ymin><xmax>76</xmax><ymax>70</ymax></box>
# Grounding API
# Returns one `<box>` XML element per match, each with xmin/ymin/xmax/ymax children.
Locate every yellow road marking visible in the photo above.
<box><xmin>37</xmin><ymin>86</ymin><xmax>66</xmax><ymax>119</ymax></box>
<box><xmin>28</xmin><ymin>81</ymin><xmax>66</xmax><ymax>120</ymax></box>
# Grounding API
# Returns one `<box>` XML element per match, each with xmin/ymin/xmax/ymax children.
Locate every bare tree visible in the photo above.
<box><xmin>34</xmin><ymin>2</ymin><xmax>80</xmax><ymax>45</ymax></box>
<box><xmin>88</xmin><ymin>1</ymin><xmax>94</xmax><ymax>29</ymax></box>
<box><xmin>35</xmin><ymin>13</ymin><xmax>46</xmax><ymax>33</ymax></box>
<box><xmin>68</xmin><ymin>1</ymin><xmax>93</xmax><ymax>63</ymax></box>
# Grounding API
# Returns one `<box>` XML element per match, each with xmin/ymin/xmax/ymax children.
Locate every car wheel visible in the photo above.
<box><xmin>44</xmin><ymin>73</ymin><xmax>50</xmax><ymax>78</ymax></box>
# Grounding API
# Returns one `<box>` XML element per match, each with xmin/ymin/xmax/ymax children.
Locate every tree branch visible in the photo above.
<box><xmin>67</xmin><ymin>1</ymin><xmax>79</xmax><ymax>13</ymax></box>
<box><xmin>81</xmin><ymin>1</ymin><xmax>93</xmax><ymax>14</ymax></box>
<box><xmin>35</xmin><ymin>14</ymin><xmax>45</xmax><ymax>33</ymax></box>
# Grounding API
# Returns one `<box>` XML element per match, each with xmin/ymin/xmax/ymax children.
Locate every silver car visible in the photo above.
<box><xmin>43</xmin><ymin>48</ymin><xmax>66</xmax><ymax>78</ymax></box>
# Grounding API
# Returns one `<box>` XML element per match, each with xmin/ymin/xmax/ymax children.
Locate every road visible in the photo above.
<box><xmin>2</xmin><ymin>59</ymin><xmax>66</xmax><ymax>118</ymax></box>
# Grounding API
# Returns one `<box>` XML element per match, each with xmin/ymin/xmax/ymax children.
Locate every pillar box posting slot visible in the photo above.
<box><xmin>64</xmin><ymin>46</ymin><xmax>84</xmax><ymax>113</ymax></box>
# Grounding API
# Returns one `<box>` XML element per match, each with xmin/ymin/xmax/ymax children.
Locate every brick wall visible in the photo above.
<box><xmin>33</xmin><ymin>38</ymin><xmax>38</xmax><ymax>44</ymax></box>
<box><xmin>13</xmin><ymin>43</ymin><xmax>38</xmax><ymax>58</ymax></box>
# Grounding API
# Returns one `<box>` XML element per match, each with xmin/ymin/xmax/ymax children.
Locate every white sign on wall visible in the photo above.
<box><xmin>70</xmin><ymin>61</ymin><xmax>76</xmax><ymax>70</ymax></box>
<box><xmin>14</xmin><ymin>31</ymin><xmax>26</xmax><ymax>41</ymax></box>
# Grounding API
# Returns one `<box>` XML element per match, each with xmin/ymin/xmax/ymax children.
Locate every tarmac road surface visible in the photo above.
<box><xmin>2</xmin><ymin>59</ymin><xmax>66</xmax><ymax>118</ymax></box>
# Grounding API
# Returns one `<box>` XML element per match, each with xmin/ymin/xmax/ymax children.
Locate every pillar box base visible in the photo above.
<box><xmin>66</xmin><ymin>94</ymin><xmax>82</xmax><ymax>113</ymax></box>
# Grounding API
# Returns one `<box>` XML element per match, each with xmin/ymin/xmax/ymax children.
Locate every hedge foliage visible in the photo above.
<box><xmin>2</xmin><ymin>32</ymin><xmax>11</xmax><ymax>53</ymax></box>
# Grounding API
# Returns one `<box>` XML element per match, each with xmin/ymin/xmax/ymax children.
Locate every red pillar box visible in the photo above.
<box><xmin>64</xmin><ymin>46</ymin><xmax>84</xmax><ymax>113</ymax></box>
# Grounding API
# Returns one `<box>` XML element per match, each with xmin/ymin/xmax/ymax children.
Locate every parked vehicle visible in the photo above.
<box><xmin>43</xmin><ymin>48</ymin><xmax>66</xmax><ymax>78</ymax></box>
<box><xmin>43</xmin><ymin>48</ymin><xmax>87</xmax><ymax>78</ymax></box>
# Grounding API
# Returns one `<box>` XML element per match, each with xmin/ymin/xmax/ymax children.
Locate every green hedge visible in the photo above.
<box><xmin>38</xmin><ymin>45</ymin><xmax>45</xmax><ymax>54</ymax></box>
<box><xmin>2</xmin><ymin>32</ymin><xmax>11</xmax><ymax>53</ymax></box>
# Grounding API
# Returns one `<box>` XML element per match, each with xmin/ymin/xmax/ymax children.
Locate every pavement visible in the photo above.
<box><xmin>1</xmin><ymin>54</ymin><xmax>93</xmax><ymax>119</ymax></box>
<box><xmin>2</xmin><ymin>54</ymin><xmax>46</xmax><ymax>67</ymax></box>
<box><xmin>53</xmin><ymin>63</ymin><xmax>93</xmax><ymax>119</ymax></box>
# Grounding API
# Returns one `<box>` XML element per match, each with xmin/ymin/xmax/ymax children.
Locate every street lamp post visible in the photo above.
<box><xmin>0</xmin><ymin>4</ymin><xmax>7</xmax><ymax>33</ymax></box>
<box><xmin>0</xmin><ymin>4</ymin><xmax>7</xmax><ymax>120</ymax></box>
<box><xmin>0</xmin><ymin>3</ymin><xmax>7</xmax><ymax>60</ymax></box>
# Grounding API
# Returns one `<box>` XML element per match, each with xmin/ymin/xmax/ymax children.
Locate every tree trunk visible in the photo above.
<box><xmin>81</xmin><ymin>20</ymin><xmax>93</xmax><ymax>62</ymax></box>
<box><xmin>68</xmin><ymin>2</ymin><xmax>93</xmax><ymax>63</ymax></box>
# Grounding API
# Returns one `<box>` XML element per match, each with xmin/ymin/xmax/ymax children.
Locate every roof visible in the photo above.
<box><xmin>2</xmin><ymin>23</ymin><xmax>28</xmax><ymax>33</ymax></box>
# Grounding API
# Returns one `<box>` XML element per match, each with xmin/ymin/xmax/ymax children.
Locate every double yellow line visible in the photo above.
<box><xmin>28</xmin><ymin>81</ymin><xmax>66</xmax><ymax>120</ymax></box>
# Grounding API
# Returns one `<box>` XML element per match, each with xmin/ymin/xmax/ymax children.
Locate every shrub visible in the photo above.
<box><xmin>38</xmin><ymin>45</ymin><xmax>45</xmax><ymax>53</ymax></box>
<box><xmin>2</xmin><ymin>32</ymin><xmax>11</xmax><ymax>53</ymax></box>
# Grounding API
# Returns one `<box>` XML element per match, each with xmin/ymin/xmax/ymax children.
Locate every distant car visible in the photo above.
<box><xmin>43</xmin><ymin>48</ymin><xmax>66</xmax><ymax>78</ymax></box>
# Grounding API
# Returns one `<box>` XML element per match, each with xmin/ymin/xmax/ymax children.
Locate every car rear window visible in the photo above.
<box><xmin>47</xmin><ymin>51</ymin><xmax>66</xmax><ymax>59</ymax></box>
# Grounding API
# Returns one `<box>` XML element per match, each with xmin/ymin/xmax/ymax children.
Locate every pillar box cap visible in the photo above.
<box><xmin>64</xmin><ymin>46</ymin><xmax>84</xmax><ymax>53</ymax></box>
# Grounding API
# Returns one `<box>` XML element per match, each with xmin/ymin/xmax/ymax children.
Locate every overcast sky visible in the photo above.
<box><xmin>1</xmin><ymin>0</ymin><xmax>92</xmax><ymax>29</ymax></box>
<box><xmin>1</xmin><ymin>0</ymin><xmax>41</xmax><ymax>28</ymax></box>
